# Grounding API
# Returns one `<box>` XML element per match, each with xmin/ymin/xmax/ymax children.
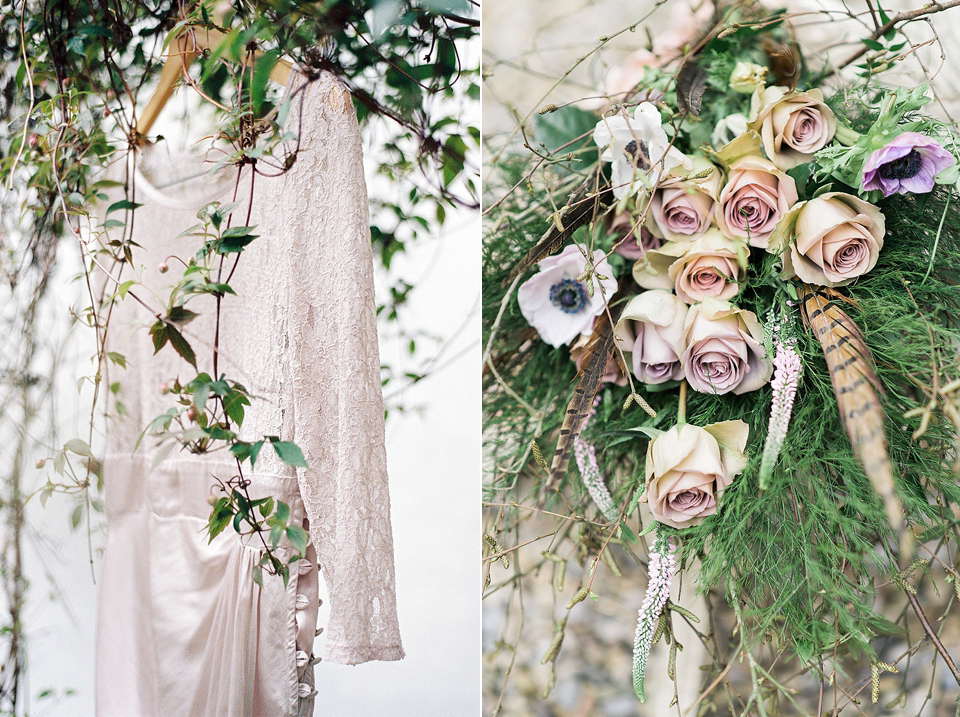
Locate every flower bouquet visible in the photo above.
<box><xmin>483</xmin><ymin>2</ymin><xmax>960</xmax><ymax>713</ymax></box>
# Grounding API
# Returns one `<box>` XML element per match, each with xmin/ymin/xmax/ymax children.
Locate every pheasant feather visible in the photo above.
<box><xmin>797</xmin><ymin>284</ymin><xmax>903</xmax><ymax>529</ymax></box>
<box><xmin>543</xmin><ymin>315</ymin><xmax>614</xmax><ymax>497</ymax></box>
<box><xmin>508</xmin><ymin>181</ymin><xmax>613</xmax><ymax>281</ymax></box>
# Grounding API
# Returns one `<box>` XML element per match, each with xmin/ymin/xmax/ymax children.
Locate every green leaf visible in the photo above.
<box><xmin>272</xmin><ymin>441</ymin><xmax>308</xmax><ymax>468</ymax></box>
<box><xmin>167</xmin><ymin>306</ymin><xmax>200</xmax><ymax>325</ymax></box>
<box><xmin>106</xmin><ymin>199</ymin><xmax>143</xmax><ymax>214</ymax></box>
<box><xmin>259</xmin><ymin>497</ymin><xmax>274</xmax><ymax>519</ymax></box>
<box><xmin>71</xmin><ymin>503</ymin><xmax>84</xmax><ymax>529</ymax></box>
<box><xmin>286</xmin><ymin>525</ymin><xmax>309</xmax><ymax>555</ymax></box>
<box><xmin>249</xmin><ymin>440</ymin><xmax>264</xmax><ymax>467</ymax></box>
<box><xmin>166</xmin><ymin>326</ymin><xmax>197</xmax><ymax>368</ymax></box>
<box><xmin>65</xmin><ymin>438</ymin><xmax>93</xmax><ymax>457</ymax></box>
<box><xmin>862</xmin><ymin>38</ymin><xmax>884</xmax><ymax>52</ymax></box>
<box><xmin>149</xmin><ymin>321</ymin><xmax>168</xmax><ymax>353</ymax></box>
<box><xmin>275</xmin><ymin>500</ymin><xmax>290</xmax><ymax>525</ymax></box>
<box><xmin>208</xmin><ymin>497</ymin><xmax>232</xmax><ymax>542</ymax></box>
<box><xmin>252</xmin><ymin>50</ymin><xmax>280</xmax><ymax>113</ymax></box>
<box><xmin>106</xmin><ymin>351</ymin><xmax>127</xmax><ymax>368</ymax></box>
<box><xmin>535</xmin><ymin>106</ymin><xmax>597</xmax><ymax>160</ymax></box>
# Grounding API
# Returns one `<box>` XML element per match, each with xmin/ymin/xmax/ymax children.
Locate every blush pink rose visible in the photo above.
<box><xmin>681</xmin><ymin>298</ymin><xmax>772</xmax><ymax>395</ymax></box>
<box><xmin>615</xmin><ymin>290</ymin><xmax>687</xmax><ymax>384</ymax></box>
<box><xmin>767</xmin><ymin>191</ymin><xmax>885</xmax><ymax>287</ymax></box>
<box><xmin>641</xmin><ymin>420</ymin><xmax>749</xmax><ymax>528</ymax></box>
<box><xmin>632</xmin><ymin>231</ymin><xmax>748</xmax><ymax>305</ymax></box>
<box><xmin>715</xmin><ymin>155</ymin><xmax>798</xmax><ymax>248</ymax></box>
<box><xmin>749</xmin><ymin>86</ymin><xmax>837</xmax><ymax>170</ymax></box>
<box><xmin>648</xmin><ymin>158</ymin><xmax>723</xmax><ymax>243</ymax></box>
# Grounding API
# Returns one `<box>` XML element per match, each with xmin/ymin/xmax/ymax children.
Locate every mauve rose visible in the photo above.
<box><xmin>648</xmin><ymin>157</ymin><xmax>723</xmax><ymax>243</ymax></box>
<box><xmin>862</xmin><ymin>131</ymin><xmax>956</xmax><ymax>196</ymax></box>
<box><xmin>767</xmin><ymin>192</ymin><xmax>885</xmax><ymax>287</ymax></box>
<box><xmin>715</xmin><ymin>155</ymin><xmax>798</xmax><ymax>248</ymax></box>
<box><xmin>749</xmin><ymin>86</ymin><xmax>836</xmax><ymax>170</ymax></box>
<box><xmin>641</xmin><ymin>420</ymin><xmax>749</xmax><ymax>528</ymax></box>
<box><xmin>615</xmin><ymin>290</ymin><xmax>687</xmax><ymax>384</ymax></box>
<box><xmin>681</xmin><ymin>298</ymin><xmax>772</xmax><ymax>395</ymax></box>
<box><xmin>610</xmin><ymin>211</ymin><xmax>662</xmax><ymax>259</ymax></box>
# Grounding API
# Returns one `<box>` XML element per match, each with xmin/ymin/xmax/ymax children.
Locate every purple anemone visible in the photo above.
<box><xmin>862</xmin><ymin>131</ymin><xmax>955</xmax><ymax>197</ymax></box>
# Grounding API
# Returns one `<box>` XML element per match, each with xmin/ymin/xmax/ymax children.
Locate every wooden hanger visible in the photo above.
<box><xmin>135</xmin><ymin>24</ymin><xmax>294</xmax><ymax>140</ymax></box>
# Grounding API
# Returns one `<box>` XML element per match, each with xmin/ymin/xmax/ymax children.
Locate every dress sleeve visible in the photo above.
<box><xmin>281</xmin><ymin>72</ymin><xmax>404</xmax><ymax>665</ymax></box>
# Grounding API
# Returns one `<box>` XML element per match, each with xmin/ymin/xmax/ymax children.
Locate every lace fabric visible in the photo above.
<box><xmin>97</xmin><ymin>71</ymin><xmax>403</xmax><ymax>717</ymax></box>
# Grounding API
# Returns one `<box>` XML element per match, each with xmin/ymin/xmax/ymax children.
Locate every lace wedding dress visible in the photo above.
<box><xmin>96</xmin><ymin>71</ymin><xmax>403</xmax><ymax>717</ymax></box>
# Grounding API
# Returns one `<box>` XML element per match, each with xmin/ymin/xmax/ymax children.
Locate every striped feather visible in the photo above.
<box><xmin>508</xmin><ymin>181</ymin><xmax>613</xmax><ymax>282</ymax></box>
<box><xmin>798</xmin><ymin>284</ymin><xmax>903</xmax><ymax>529</ymax></box>
<box><xmin>542</xmin><ymin>318</ymin><xmax>615</xmax><ymax>499</ymax></box>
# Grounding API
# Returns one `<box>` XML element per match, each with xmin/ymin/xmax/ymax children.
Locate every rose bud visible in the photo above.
<box><xmin>681</xmin><ymin>298</ymin><xmax>772</xmax><ymax>395</ymax></box>
<box><xmin>28</xmin><ymin>134</ymin><xmax>39</xmax><ymax>149</ymax></box>
<box><xmin>615</xmin><ymin>290</ymin><xmax>687</xmax><ymax>384</ymax></box>
<box><xmin>715</xmin><ymin>154</ymin><xmax>798</xmax><ymax>249</ymax></box>
<box><xmin>158</xmin><ymin>261</ymin><xmax>169</xmax><ymax>274</ymax></box>
<box><xmin>749</xmin><ymin>86</ymin><xmax>836</xmax><ymax>170</ymax></box>
<box><xmin>729</xmin><ymin>61</ymin><xmax>768</xmax><ymax>94</ymax></box>
<box><xmin>35</xmin><ymin>459</ymin><xmax>45</xmax><ymax>469</ymax></box>
<box><xmin>640</xmin><ymin>420</ymin><xmax>749</xmax><ymax>528</ymax></box>
<box><xmin>647</xmin><ymin>157</ymin><xmax>723</xmax><ymax>244</ymax></box>
<box><xmin>767</xmin><ymin>191</ymin><xmax>885</xmax><ymax>287</ymax></box>
<box><xmin>186</xmin><ymin>406</ymin><xmax>198</xmax><ymax>422</ymax></box>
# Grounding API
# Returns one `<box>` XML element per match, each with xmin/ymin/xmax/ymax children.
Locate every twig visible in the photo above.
<box><xmin>905</xmin><ymin>588</ymin><xmax>960</xmax><ymax>686</ymax></box>
<box><xmin>832</xmin><ymin>0</ymin><xmax>960</xmax><ymax>73</ymax></box>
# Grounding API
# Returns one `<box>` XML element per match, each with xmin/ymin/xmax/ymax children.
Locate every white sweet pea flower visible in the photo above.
<box><xmin>711</xmin><ymin>112</ymin><xmax>749</xmax><ymax>149</ymax></box>
<box><xmin>593</xmin><ymin>103</ymin><xmax>689</xmax><ymax>199</ymax></box>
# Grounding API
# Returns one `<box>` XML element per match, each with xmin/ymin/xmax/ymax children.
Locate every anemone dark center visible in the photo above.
<box><xmin>624</xmin><ymin>139</ymin><xmax>651</xmax><ymax>170</ymax></box>
<box><xmin>879</xmin><ymin>149</ymin><xmax>924</xmax><ymax>180</ymax></box>
<box><xmin>549</xmin><ymin>278</ymin><xmax>588</xmax><ymax>314</ymax></box>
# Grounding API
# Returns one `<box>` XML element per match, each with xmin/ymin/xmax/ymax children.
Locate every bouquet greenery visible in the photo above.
<box><xmin>483</xmin><ymin>2</ymin><xmax>960</xmax><ymax>713</ymax></box>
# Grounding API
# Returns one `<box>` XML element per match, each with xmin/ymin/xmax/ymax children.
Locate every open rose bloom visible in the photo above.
<box><xmin>648</xmin><ymin>157</ymin><xmax>723</xmax><ymax>243</ymax></box>
<box><xmin>768</xmin><ymin>191</ymin><xmax>885</xmax><ymax>287</ymax></box>
<box><xmin>633</xmin><ymin>229</ymin><xmax>747</xmax><ymax>305</ymax></box>
<box><xmin>715</xmin><ymin>155</ymin><xmax>798</xmax><ymax>248</ymax></box>
<box><xmin>642</xmin><ymin>421</ymin><xmax>749</xmax><ymax>528</ymax></box>
<box><xmin>615</xmin><ymin>290</ymin><xmax>687</xmax><ymax>384</ymax></box>
<box><xmin>517</xmin><ymin>245</ymin><xmax>619</xmax><ymax>347</ymax></box>
<box><xmin>681</xmin><ymin>298</ymin><xmax>772</xmax><ymax>395</ymax></box>
<box><xmin>749</xmin><ymin>86</ymin><xmax>836</xmax><ymax>170</ymax></box>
